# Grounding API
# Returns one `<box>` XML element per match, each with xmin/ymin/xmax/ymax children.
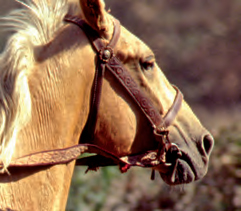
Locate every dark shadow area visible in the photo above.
<box><xmin>0</xmin><ymin>165</ymin><xmax>52</xmax><ymax>183</ymax></box>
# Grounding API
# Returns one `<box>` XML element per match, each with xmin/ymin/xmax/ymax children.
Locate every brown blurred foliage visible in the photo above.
<box><xmin>106</xmin><ymin>0</ymin><xmax>241</xmax><ymax>108</ymax></box>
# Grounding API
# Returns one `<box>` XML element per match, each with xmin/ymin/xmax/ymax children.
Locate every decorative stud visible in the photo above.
<box><xmin>103</xmin><ymin>49</ymin><xmax>111</xmax><ymax>60</ymax></box>
<box><xmin>99</xmin><ymin>46</ymin><xmax>113</xmax><ymax>63</ymax></box>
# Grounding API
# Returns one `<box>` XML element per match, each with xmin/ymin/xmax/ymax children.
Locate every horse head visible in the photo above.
<box><xmin>75</xmin><ymin>0</ymin><xmax>214</xmax><ymax>185</ymax></box>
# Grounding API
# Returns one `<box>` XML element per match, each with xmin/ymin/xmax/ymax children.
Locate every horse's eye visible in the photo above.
<box><xmin>140</xmin><ymin>56</ymin><xmax>155</xmax><ymax>73</ymax></box>
<box><xmin>142</xmin><ymin>61</ymin><xmax>155</xmax><ymax>72</ymax></box>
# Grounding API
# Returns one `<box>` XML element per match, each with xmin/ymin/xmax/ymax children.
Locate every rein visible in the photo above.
<box><xmin>0</xmin><ymin>15</ymin><xmax>183</xmax><ymax>178</ymax></box>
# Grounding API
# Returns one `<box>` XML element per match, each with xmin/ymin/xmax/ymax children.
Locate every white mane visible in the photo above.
<box><xmin>0</xmin><ymin>0</ymin><xmax>69</xmax><ymax>171</ymax></box>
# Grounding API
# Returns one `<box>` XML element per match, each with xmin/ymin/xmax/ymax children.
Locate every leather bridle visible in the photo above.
<box><xmin>0</xmin><ymin>15</ymin><xmax>183</xmax><ymax>179</ymax></box>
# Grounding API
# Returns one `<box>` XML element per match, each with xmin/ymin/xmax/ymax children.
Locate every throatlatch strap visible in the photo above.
<box><xmin>1</xmin><ymin>143</ymin><xmax>171</xmax><ymax>174</ymax></box>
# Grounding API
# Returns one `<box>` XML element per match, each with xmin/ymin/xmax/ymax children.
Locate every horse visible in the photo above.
<box><xmin>0</xmin><ymin>0</ymin><xmax>214</xmax><ymax>210</ymax></box>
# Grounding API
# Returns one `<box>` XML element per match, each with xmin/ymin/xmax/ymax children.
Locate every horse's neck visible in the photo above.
<box><xmin>0</xmin><ymin>68</ymin><xmax>83</xmax><ymax>210</ymax></box>
<box><xmin>0</xmin><ymin>100</ymin><xmax>78</xmax><ymax>211</ymax></box>
<box><xmin>0</xmin><ymin>163</ymin><xmax>76</xmax><ymax>210</ymax></box>
<box><xmin>14</xmin><ymin>23</ymin><xmax>95</xmax><ymax>158</ymax></box>
<box><xmin>0</xmin><ymin>24</ymin><xmax>95</xmax><ymax>210</ymax></box>
<box><xmin>0</xmin><ymin>60</ymin><xmax>89</xmax><ymax>210</ymax></box>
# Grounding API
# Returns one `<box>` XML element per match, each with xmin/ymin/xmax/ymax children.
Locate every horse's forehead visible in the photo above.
<box><xmin>116</xmin><ymin>26</ymin><xmax>152</xmax><ymax>60</ymax></box>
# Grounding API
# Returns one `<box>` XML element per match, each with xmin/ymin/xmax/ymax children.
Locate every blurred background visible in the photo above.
<box><xmin>1</xmin><ymin>0</ymin><xmax>241</xmax><ymax>210</ymax></box>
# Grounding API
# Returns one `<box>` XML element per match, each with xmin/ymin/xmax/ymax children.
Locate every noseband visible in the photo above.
<box><xmin>0</xmin><ymin>15</ymin><xmax>183</xmax><ymax>179</ymax></box>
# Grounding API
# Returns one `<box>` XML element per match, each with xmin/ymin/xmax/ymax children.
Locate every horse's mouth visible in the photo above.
<box><xmin>160</xmin><ymin>158</ymin><xmax>196</xmax><ymax>185</ymax></box>
<box><xmin>159</xmin><ymin>146</ymin><xmax>198</xmax><ymax>185</ymax></box>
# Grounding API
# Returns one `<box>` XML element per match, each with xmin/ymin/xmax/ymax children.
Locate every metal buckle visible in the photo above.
<box><xmin>99</xmin><ymin>46</ymin><xmax>113</xmax><ymax>63</ymax></box>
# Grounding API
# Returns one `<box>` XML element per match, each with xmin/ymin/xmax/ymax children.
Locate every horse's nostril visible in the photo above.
<box><xmin>203</xmin><ymin>134</ymin><xmax>214</xmax><ymax>156</ymax></box>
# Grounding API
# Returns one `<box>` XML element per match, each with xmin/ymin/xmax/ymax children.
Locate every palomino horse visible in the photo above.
<box><xmin>0</xmin><ymin>0</ymin><xmax>214</xmax><ymax>210</ymax></box>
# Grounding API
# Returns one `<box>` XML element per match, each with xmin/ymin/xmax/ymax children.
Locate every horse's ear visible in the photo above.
<box><xmin>79</xmin><ymin>0</ymin><xmax>113</xmax><ymax>38</ymax></box>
